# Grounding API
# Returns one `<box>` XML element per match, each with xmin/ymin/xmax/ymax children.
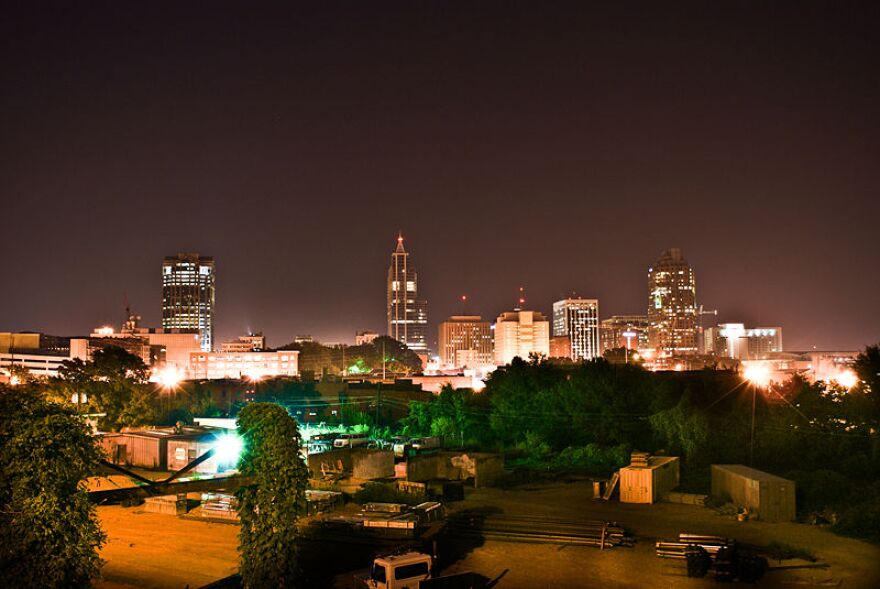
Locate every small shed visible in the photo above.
<box><xmin>711</xmin><ymin>464</ymin><xmax>795</xmax><ymax>522</ymax></box>
<box><xmin>620</xmin><ymin>456</ymin><xmax>680</xmax><ymax>504</ymax></box>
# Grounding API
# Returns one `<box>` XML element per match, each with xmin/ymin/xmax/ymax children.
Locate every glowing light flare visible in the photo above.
<box><xmin>212</xmin><ymin>433</ymin><xmax>243</xmax><ymax>467</ymax></box>
<box><xmin>152</xmin><ymin>366</ymin><xmax>182</xmax><ymax>389</ymax></box>
<box><xmin>244</xmin><ymin>369</ymin><xmax>265</xmax><ymax>382</ymax></box>
<box><xmin>743</xmin><ymin>363</ymin><xmax>771</xmax><ymax>387</ymax></box>
<box><xmin>833</xmin><ymin>371</ymin><xmax>858</xmax><ymax>390</ymax></box>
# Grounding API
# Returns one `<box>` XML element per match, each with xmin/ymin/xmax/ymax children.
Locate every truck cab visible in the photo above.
<box><xmin>366</xmin><ymin>552</ymin><xmax>432</xmax><ymax>589</ymax></box>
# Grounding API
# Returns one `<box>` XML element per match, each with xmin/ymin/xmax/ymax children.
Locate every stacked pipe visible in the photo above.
<box><xmin>447</xmin><ymin>514</ymin><xmax>634</xmax><ymax>548</ymax></box>
<box><xmin>655</xmin><ymin>534</ymin><xmax>735</xmax><ymax>559</ymax></box>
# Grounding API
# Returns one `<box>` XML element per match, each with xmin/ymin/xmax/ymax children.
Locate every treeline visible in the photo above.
<box><xmin>276</xmin><ymin>335</ymin><xmax>422</xmax><ymax>376</ymax></box>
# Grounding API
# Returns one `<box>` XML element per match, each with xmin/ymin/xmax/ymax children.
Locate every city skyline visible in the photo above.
<box><xmin>2</xmin><ymin>4</ymin><xmax>878</xmax><ymax>351</ymax></box>
<box><xmin>0</xmin><ymin>238</ymin><xmax>875</xmax><ymax>353</ymax></box>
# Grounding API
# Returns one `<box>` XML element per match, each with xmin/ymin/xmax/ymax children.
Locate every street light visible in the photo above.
<box><xmin>743</xmin><ymin>363</ymin><xmax>772</xmax><ymax>465</ymax></box>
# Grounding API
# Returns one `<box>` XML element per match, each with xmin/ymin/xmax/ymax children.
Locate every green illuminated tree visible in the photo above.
<box><xmin>0</xmin><ymin>385</ymin><xmax>105</xmax><ymax>587</ymax></box>
<box><xmin>236</xmin><ymin>403</ymin><xmax>309</xmax><ymax>588</ymax></box>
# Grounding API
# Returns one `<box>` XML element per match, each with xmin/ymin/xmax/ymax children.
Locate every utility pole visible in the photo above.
<box><xmin>375</xmin><ymin>382</ymin><xmax>381</xmax><ymax>426</ymax></box>
<box><xmin>749</xmin><ymin>386</ymin><xmax>757</xmax><ymax>466</ymax></box>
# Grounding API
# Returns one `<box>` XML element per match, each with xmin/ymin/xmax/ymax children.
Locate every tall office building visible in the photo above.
<box><xmin>162</xmin><ymin>253</ymin><xmax>215</xmax><ymax>352</ymax></box>
<box><xmin>494</xmin><ymin>309</ymin><xmax>550</xmax><ymax>365</ymax></box>
<box><xmin>552</xmin><ymin>299</ymin><xmax>600</xmax><ymax>361</ymax></box>
<box><xmin>386</xmin><ymin>235</ymin><xmax>428</xmax><ymax>352</ymax></box>
<box><xmin>438</xmin><ymin>316</ymin><xmax>493</xmax><ymax>369</ymax></box>
<box><xmin>647</xmin><ymin>248</ymin><xmax>697</xmax><ymax>355</ymax></box>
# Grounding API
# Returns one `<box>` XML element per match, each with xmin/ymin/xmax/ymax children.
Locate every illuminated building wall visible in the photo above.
<box><xmin>90</xmin><ymin>315</ymin><xmax>201</xmax><ymax>370</ymax></box>
<box><xmin>704</xmin><ymin>323</ymin><xmax>783</xmax><ymax>360</ymax></box>
<box><xmin>493</xmin><ymin>310</ymin><xmax>550</xmax><ymax>365</ymax></box>
<box><xmin>162</xmin><ymin>253</ymin><xmax>215</xmax><ymax>352</ymax></box>
<box><xmin>600</xmin><ymin>315</ymin><xmax>649</xmax><ymax>352</ymax></box>
<box><xmin>438</xmin><ymin>315</ymin><xmax>493</xmax><ymax>369</ymax></box>
<box><xmin>552</xmin><ymin>298</ymin><xmax>600</xmax><ymax>360</ymax></box>
<box><xmin>220</xmin><ymin>333</ymin><xmax>266</xmax><ymax>353</ymax></box>
<box><xmin>386</xmin><ymin>235</ymin><xmax>428</xmax><ymax>352</ymax></box>
<box><xmin>355</xmin><ymin>331</ymin><xmax>380</xmax><ymax>345</ymax></box>
<box><xmin>189</xmin><ymin>350</ymin><xmax>299</xmax><ymax>380</ymax></box>
<box><xmin>647</xmin><ymin>248</ymin><xmax>698</xmax><ymax>355</ymax></box>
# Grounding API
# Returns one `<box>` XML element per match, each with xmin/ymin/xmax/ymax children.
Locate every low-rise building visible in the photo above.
<box><xmin>220</xmin><ymin>333</ymin><xmax>266</xmax><ymax>353</ymax></box>
<box><xmin>189</xmin><ymin>350</ymin><xmax>299</xmax><ymax>380</ymax></box>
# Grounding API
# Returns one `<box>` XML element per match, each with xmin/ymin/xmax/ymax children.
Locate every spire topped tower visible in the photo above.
<box><xmin>386</xmin><ymin>234</ymin><xmax>428</xmax><ymax>353</ymax></box>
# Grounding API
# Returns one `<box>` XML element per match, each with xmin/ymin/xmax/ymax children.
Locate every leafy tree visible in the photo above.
<box><xmin>236</xmin><ymin>403</ymin><xmax>309</xmax><ymax>588</ymax></box>
<box><xmin>648</xmin><ymin>391</ymin><xmax>710</xmax><ymax>466</ymax></box>
<box><xmin>854</xmin><ymin>343</ymin><xmax>880</xmax><ymax>424</ymax></box>
<box><xmin>52</xmin><ymin>346</ymin><xmax>157</xmax><ymax>431</ymax></box>
<box><xmin>0</xmin><ymin>385</ymin><xmax>105</xmax><ymax>587</ymax></box>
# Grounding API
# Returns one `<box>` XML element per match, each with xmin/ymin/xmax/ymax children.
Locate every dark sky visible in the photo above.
<box><xmin>2</xmin><ymin>2</ymin><xmax>878</xmax><ymax>351</ymax></box>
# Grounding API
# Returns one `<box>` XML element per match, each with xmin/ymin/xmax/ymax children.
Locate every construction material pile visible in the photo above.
<box><xmin>656</xmin><ymin>533</ymin><xmax>767</xmax><ymax>582</ymax></box>
<box><xmin>448</xmin><ymin>513</ymin><xmax>634</xmax><ymax>549</ymax></box>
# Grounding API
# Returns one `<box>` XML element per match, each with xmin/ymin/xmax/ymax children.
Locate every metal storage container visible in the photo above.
<box><xmin>710</xmin><ymin>464</ymin><xmax>796</xmax><ymax>522</ymax></box>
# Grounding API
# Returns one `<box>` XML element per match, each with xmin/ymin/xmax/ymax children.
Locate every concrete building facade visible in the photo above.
<box><xmin>438</xmin><ymin>315</ymin><xmax>493</xmax><ymax>369</ymax></box>
<box><xmin>189</xmin><ymin>350</ymin><xmax>299</xmax><ymax>380</ymax></box>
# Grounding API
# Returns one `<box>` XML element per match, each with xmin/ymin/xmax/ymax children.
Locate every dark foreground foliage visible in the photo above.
<box><xmin>0</xmin><ymin>386</ymin><xmax>105</xmax><ymax>587</ymax></box>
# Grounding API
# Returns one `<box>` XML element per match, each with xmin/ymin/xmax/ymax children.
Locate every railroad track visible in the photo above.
<box><xmin>444</xmin><ymin>513</ymin><xmax>634</xmax><ymax>548</ymax></box>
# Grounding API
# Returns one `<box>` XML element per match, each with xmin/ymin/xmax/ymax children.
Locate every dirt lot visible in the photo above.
<box><xmin>92</xmin><ymin>480</ymin><xmax>880</xmax><ymax>588</ymax></box>
<box><xmin>94</xmin><ymin>505</ymin><xmax>239</xmax><ymax>589</ymax></box>
<box><xmin>443</xmin><ymin>480</ymin><xmax>880</xmax><ymax>588</ymax></box>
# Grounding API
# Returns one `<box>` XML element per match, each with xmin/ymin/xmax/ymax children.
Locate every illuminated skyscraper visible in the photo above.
<box><xmin>647</xmin><ymin>248</ymin><xmax>697</xmax><ymax>355</ymax></box>
<box><xmin>162</xmin><ymin>253</ymin><xmax>215</xmax><ymax>352</ymax></box>
<box><xmin>386</xmin><ymin>235</ymin><xmax>428</xmax><ymax>352</ymax></box>
<box><xmin>552</xmin><ymin>298</ymin><xmax>600</xmax><ymax>361</ymax></box>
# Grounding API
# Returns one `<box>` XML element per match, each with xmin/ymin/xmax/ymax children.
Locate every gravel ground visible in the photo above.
<box><xmin>91</xmin><ymin>479</ymin><xmax>880</xmax><ymax>588</ymax></box>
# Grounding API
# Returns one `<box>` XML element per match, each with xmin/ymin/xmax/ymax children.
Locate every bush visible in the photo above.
<box><xmin>832</xmin><ymin>495</ymin><xmax>880</xmax><ymax>543</ymax></box>
<box><xmin>552</xmin><ymin>443</ymin><xmax>631</xmax><ymax>474</ymax></box>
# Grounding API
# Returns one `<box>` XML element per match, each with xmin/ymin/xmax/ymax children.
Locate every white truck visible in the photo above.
<box><xmin>361</xmin><ymin>552</ymin><xmax>481</xmax><ymax>589</ymax></box>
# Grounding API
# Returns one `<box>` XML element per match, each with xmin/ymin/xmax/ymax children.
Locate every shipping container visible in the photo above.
<box><xmin>619</xmin><ymin>456</ymin><xmax>680</xmax><ymax>504</ymax></box>
<box><xmin>710</xmin><ymin>464</ymin><xmax>796</xmax><ymax>522</ymax></box>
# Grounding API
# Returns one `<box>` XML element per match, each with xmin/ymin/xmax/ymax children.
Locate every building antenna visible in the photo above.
<box><xmin>515</xmin><ymin>286</ymin><xmax>525</xmax><ymax>311</ymax></box>
<box><xmin>460</xmin><ymin>294</ymin><xmax>467</xmax><ymax>315</ymax></box>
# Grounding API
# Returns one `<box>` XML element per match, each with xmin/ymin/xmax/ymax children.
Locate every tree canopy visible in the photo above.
<box><xmin>236</xmin><ymin>403</ymin><xmax>309</xmax><ymax>588</ymax></box>
<box><xmin>50</xmin><ymin>346</ymin><xmax>157</xmax><ymax>431</ymax></box>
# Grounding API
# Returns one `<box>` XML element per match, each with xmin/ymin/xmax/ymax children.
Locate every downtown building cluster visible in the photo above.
<box><xmin>0</xmin><ymin>237</ymin><xmax>861</xmax><ymax>387</ymax></box>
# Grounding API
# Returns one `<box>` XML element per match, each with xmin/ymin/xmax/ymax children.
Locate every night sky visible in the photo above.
<box><xmin>2</xmin><ymin>2</ymin><xmax>878</xmax><ymax>351</ymax></box>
